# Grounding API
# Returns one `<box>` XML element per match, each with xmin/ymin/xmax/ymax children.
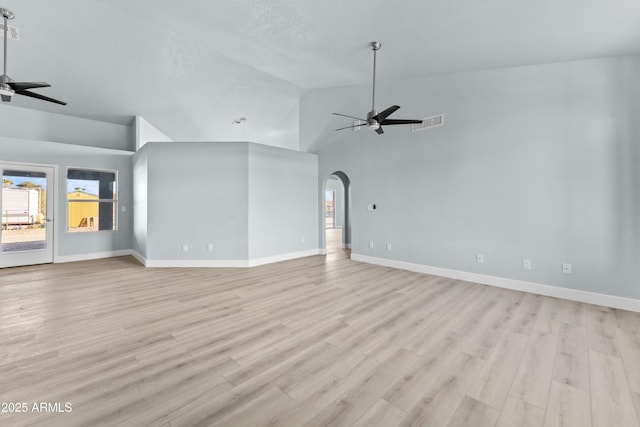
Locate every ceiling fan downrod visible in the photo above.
<box><xmin>1</xmin><ymin>8</ymin><xmax>13</xmax><ymax>80</ymax></box>
<box><xmin>370</xmin><ymin>41</ymin><xmax>381</xmax><ymax>117</ymax></box>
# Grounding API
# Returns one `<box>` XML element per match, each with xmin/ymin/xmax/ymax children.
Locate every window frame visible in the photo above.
<box><xmin>66</xmin><ymin>167</ymin><xmax>118</xmax><ymax>233</ymax></box>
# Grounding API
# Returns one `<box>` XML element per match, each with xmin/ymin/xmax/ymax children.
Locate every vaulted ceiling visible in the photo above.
<box><xmin>2</xmin><ymin>0</ymin><xmax>640</xmax><ymax>148</ymax></box>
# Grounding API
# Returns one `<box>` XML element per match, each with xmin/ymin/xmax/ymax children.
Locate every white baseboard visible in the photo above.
<box><xmin>130</xmin><ymin>250</ymin><xmax>147</xmax><ymax>266</ymax></box>
<box><xmin>248</xmin><ymin>249</ymin><xmax>324</xmax><ymax>267</ymax></box>
<box><xmin>145</xmin><ymin>258</ymin><xmax>248</xmax><ymax>268</ymax></box>
<box><xmin>55</xmin><ymin>249</ymin><xmax>133</xmax><ymax>264</ymax></box>
<box><xmin>135</xmin><ymin>249</ymin><xmax>323</xmax><ymax>268</ymax></box>
<box><xmin>351</xmin><ymin>254</ymin><xmax>640</xmax><ymax>313</ymax></box>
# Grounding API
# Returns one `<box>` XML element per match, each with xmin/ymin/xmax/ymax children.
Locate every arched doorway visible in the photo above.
<box><xmin>322</xmin><ymin>171</ymin><xmax>351</xmax><ymax>258</ymax></box>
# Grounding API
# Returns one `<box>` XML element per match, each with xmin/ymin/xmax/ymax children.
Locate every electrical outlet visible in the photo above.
<box><xmin>367</xmin><ymin>204</ymin><xmax>373</xmax><ymax>212</ymax></box>
<box><xmin>523</xmin><ymin>259</ymin><xmax>532</xmax><ymax>270</ymax></box>
<box><xmin>369</xmin><ymin>240</ymin><xmax>374</xmax><ymax>249</ymax></box>
<box><xmin>121</xmin><ymin>205</ymin><xmax>126</xmax><ymax>213</ymax></box>
<box><xmin>301</xmin><ymin>236</ymin><xmax>305</xmax><ymax>244</ymax></box>
<box><xmin>476</xmin><ymin>253</ymin><xmax>484</xmax><ymax>263</ymax></box>
<box><xmin>562</xmin><ymin>263</ymin><xmax>572</xmax><ymax>274</ymax></box>
<box><xmin>386</xmin><ymin>243</ymin><xmax>392</xmax><ymax>251</ymax></box>
<box><xmin>207</xmin><ymin>243</ymin><xmax>214</xmax><ymax>252</ymax></box>
<box><xmin>182</xmin><ymin>244</ymin><xmax>188</xmax><ymax>253</ymax></box>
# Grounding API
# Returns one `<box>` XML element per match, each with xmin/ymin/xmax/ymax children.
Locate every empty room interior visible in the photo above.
<box><xmin>1</xmin><ymin>1</ymin><xmax>640</xmax><ymax>426</ymax></box>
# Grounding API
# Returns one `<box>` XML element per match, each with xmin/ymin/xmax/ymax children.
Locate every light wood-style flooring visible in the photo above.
<box><xmin>1</xmin><ymin>229</ymin><xmax>639</xmax><ymax>426</ymax></box>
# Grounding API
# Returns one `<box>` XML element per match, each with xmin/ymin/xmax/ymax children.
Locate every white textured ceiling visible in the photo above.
<box><xmin>2</xmin><ymin>0</ymin><xmax>640</xmax><ymax>145</ymax></box>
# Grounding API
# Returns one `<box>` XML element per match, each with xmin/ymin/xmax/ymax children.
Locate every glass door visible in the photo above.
<box><xmin>325</xmin><ymin>190</ymin><xmax>335</xmax><ymax>229</ymax></box>
<box><xmin>0</xmin><ymin>164</ymin><xmax>55</xmax><ymax>268</ymax></box>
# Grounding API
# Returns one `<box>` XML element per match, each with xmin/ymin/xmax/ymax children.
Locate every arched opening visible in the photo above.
<box><xmin>322</xmin><ymin>171</ymin><xmax>351</xmax><ymax>259</ymax></box>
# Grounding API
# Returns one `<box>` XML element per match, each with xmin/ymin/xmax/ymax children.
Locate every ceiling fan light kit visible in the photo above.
<box><xmin>0</xmin><ymin>7</ymin><xmax>66</xmax><ymax>106</ymax></box>
<box><xmin>332</xmin><ymin>41</ymin><xmax>422</xmax><ymax>135</ymax></box>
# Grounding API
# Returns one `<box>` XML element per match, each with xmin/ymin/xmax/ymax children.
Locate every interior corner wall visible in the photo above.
<box><xmin>143</xmin><ymin>142</ymin><xmax>249</xmax><ymax>261</ymax></box>
<box><xmin>0</xmin><ymin>136</ymin><xmax>134</xmax><ymax>259</ymax></box>
<box><xmin>248</xmin><ymin>144</ymin><xmax>318</xmax><ymax>260</ymax></box>
<box><xmin>132</xmin><ymin>148</ymin><xmax>148</xmax><ymax>258</ymax></box>
<box><xmin>303</xmin><ymin>55</ymin><xmax>640</xmax><ymax>301</ymax></box>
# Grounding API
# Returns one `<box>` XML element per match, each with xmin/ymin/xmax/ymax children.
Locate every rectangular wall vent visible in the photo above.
<box><xmin>0</xmin><ymin>24</ymin><xmax>19</xmax><ymax>41</ymax></box>
<box><xmin>412</xmin><ymin>114</ymin><xmax>444</xmax><ymax>132</ymax></box>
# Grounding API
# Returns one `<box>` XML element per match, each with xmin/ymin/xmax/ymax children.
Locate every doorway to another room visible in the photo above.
<box><xmin>324</xmin><ymin>172</ymin><xmax>351</xmax><ymax>259</ymax></box>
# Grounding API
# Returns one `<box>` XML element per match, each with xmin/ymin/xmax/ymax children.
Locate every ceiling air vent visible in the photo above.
<box><xmin>412</xmin><ymin>114</ymin><xmax>444</xmax><ymax>132</ymax></box>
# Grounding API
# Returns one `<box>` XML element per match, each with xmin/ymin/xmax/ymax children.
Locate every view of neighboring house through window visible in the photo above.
<box><xmin>67</xmin><ymin>169</ymin><xmax>117</xmax><ymax>232</ymax></box>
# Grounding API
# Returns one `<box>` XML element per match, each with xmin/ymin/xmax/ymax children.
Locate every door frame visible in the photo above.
<box><xmin>0</xmin><ymin>161</ymin><xmax>58</xmax><ymax>268</ymax></box>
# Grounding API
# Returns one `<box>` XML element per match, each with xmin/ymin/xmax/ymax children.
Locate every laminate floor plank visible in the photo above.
<box><xmin>398</xmin><ymin>351</ymin><xmax>484</xmax><ymax>427</ymax></box>
<box><xmin>589</xmin><ymin>350</ymin><xmax>639</xmax><ymax>427</ymax></box>
<box><xmin>446</xmin><ymin>395</ymin><xmax>499</xmax><ymax>427</ymax></box>
<box><xmin>302</xmin><ymin>348</ymin><xmax>419</xmax><ymax>427</ymax></box>
<box><xmin>351</xmin><ymin>399</ymin><xmax>407</xmax><ymax>427</ymax></box>
<box><xmin>586</xmin><ymin>305</ymin><xmax>621</xmax><ymax>356</ymax></box>
<box><xmin>542</xmin><ymin>380</ymin><xmax>591</xmax><ymax>427</ymax></box>
<box><xmin>552</xmin><ymin>323</ymin><xmax>590</xmax><ymax>392</ymax></box>
<box><xmin>468</xmin><ymin>332</ymin><xmax>529</xmax><ymax>409</ymax></box>
<box><xmin>495</xmin><ymin>396</ymin><xmax>545</xmax><ymax>427</ymax></box>
<box><xmin>509</xmin><ymin>330</ymin><xmax>558</xmax><ymax>408</ymax></box>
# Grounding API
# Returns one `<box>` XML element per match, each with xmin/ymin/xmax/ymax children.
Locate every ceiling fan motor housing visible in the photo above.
<box><xmin>0</xmin><ymin>74</ymin><xmax>14</xmax><ymax>97</ymax></box>
<box><xmin>366</xmin><ymin>110</ymin><xmax>380</xmax><ymax>129</ymax></box>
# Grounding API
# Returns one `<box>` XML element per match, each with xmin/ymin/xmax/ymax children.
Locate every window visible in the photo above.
<box><xmin>67</xmin><ymin>169</ymin><xmax>117</xmax><ymax>232</ymax></box>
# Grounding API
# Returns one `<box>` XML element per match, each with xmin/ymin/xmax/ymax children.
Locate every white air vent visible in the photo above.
<box><xmin>0</xmin><ymin>23</ymin><xmax>19</xmax><ymax>41</ymax></box>
<box><xmin>412</xmin><ymin>114</ymin><xmax>444</xmax><ymax>132</ymax></box>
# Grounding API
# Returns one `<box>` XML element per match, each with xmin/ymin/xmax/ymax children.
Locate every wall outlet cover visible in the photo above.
<box><xmin>476</xmin><ymin>253</ymin><xmax>484</xmax><ymax>263</ymax></box>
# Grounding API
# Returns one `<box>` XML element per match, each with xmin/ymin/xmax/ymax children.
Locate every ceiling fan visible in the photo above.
<box><xmin>0</xmin><ymin>8</ymin><xmax>66</xmax><ymax>105</ymax></box>
<box><xmin>333</xmin><ymin>41</ymin><xmax>421</xmax><ymax>135</ymax></box>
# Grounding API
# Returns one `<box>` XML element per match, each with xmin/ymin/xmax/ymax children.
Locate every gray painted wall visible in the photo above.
<box><xmin>325</xmin><ymin>177</ymin><xmax>344</xmax><ymax>228</ymax></box>
<box><xmin>0</xmin><ymin>136</ymin><xmax>133</xmax><ymax>257</ymax></box>
<box><xmin>141</xmin><ymin>142</ymin><xmax>249</xmax><ymax>260</ymax></box>
<box><xmin>132</xmin><ymin>147</ymin><xmax>148</xmax><ymax>257</ymax></box>
<box><xmin>137</xmin><ymin>141</ymin><xmax>318</xmax><ymax>262</ymax></box>
<box><xmin>248</xmin><ymin>143</ymin><xmax>318</xmax><ymax>259</ymax></box>
<box><xmin>0</xmin><ymin>104</ymin><xmax>133</xmax><ymax>151</ymax></box>
<box><xmin>303</xmin><ymin>55</ymin><xmax>640</xmax><ymax>299</ymax></box>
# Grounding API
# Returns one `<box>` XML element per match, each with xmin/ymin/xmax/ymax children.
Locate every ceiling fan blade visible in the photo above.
<box><xmin>375</xmin><ymin>127</ymin><xmax>384</xmax><ymax>135</ymax></box>
<box><xmin>332</xmin><ymin>112</ymin><xmax>367</xmax><ymax>121</ymax></box>
<box><xmin>335</xmin><ymin>123</ymin><xmax>366</xmax><ymax>131</ymax></box>
<box><xmin>1</xmin><ymin>94</ymin><xmax>11</xmax><ymax>102</ymax></box>
<box><xmin>8</xmin><ymin>82</ymin><xmax>51</xmax><ymax>91</ymax></box>
<box><xmin>15</xmin><ymin>89</ymin><xmax>67</xmax><ymax>106</ymax></box>
<box><xmin>373</xmin><ymin>105</ymin><xmax>400</xmax><ymax>122</ymax></box>
<box><xmin>380</xmin><ymin>119</ymin><xmax>423</xmax><ymax>125</ymax></box>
